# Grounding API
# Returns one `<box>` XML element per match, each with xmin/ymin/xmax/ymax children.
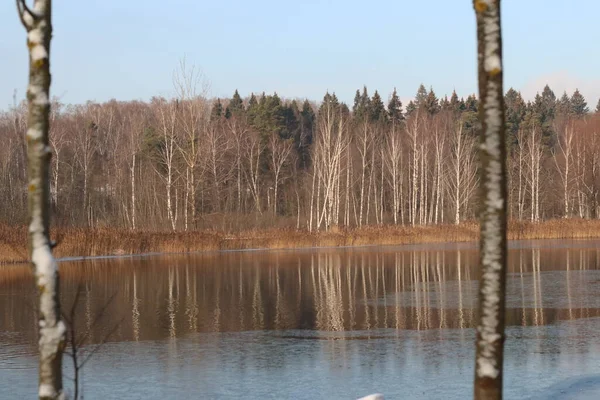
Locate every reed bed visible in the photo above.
<box><xmin>2</xmin><ymin>219</ymin><xmax>600</xmax><ymax>265</ymax></box>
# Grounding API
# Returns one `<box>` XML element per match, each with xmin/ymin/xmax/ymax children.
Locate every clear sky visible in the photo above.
<box><xmin>1</xmin><ymin>0</ymin><xmax>599</xmax><ymax>110</ymax></box>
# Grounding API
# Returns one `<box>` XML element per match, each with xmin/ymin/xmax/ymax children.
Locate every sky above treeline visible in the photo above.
<box><xmin>1</xmin><ymin>0</ymin><xmax>599</xmax><ymax>110</ymax></box>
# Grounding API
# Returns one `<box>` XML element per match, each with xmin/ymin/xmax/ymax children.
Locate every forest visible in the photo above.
<box><xmin>1</xmin><ymin>70</ymin><xmax>598</xmax><ymax>233</ymax></box>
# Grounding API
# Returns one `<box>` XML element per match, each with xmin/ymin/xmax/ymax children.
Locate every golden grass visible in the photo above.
<box><xmin>2</xmin><ymin>219</ymin><xmax>600</xmax><ymax>264</ymax></box>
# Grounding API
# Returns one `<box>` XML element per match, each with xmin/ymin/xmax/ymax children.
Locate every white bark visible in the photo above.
<box><xmin>18</xmin><ymin>0</ymin><xmax>67</xmax><ymax>398</ymax></box>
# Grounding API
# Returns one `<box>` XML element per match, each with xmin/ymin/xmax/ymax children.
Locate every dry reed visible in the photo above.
<box><xmin>2</xmin><ymin>219</ymin><xmax>600</xmax><ymax>264</ymax></box>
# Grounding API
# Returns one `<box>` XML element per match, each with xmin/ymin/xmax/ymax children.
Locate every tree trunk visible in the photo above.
<box><xmin>473</xmin><ymin>1</ymin><xmax>508</xmax><ymax>399</ymax></box>
<box><xmin>17</xmin><ymin>1</ymin><xmax>66</xmax><ymax>398</ymax></box>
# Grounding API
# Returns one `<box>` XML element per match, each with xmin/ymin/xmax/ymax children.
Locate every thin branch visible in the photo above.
<box><xmin>15</xmin><ymin>0</ymin><xmax>38</xmax><ymax>30</ymax></box>
<box><xmin>78</xmin><ymin>317</ymin><xmax>124</xmax><ymax>369</ymax></box>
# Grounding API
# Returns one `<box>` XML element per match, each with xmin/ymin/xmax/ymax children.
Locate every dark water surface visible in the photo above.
<box><xmin>2</xmin><ymin>240</ymin><xmax>600</xmax><ymax>399</ymax></box>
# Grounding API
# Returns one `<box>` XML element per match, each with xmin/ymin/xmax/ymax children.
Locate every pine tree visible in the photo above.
<box><xmin>387</xmin><ymin>88</ymin><xmax>404</xmax><ymax>123</ymax></box>
<box><xmin>570</xmin><ymin>88</ymin><xmax>589</xmax><ymax>117</ymax></box>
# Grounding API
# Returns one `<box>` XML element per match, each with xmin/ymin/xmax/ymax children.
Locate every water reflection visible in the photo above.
<box><xmin>2</xmin><ymin>241</ymin><xmax>600</xmax><ymax>349</ymax></box>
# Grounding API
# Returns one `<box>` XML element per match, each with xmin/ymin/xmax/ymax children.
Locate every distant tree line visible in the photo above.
<box><xmin>1</xmin><ymin>79</ymin><xmax>598</xmax><ymax>231</ymax></box>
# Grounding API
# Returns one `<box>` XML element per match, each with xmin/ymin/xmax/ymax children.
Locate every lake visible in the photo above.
<box><xmin>2</xmin><ymin>240</ymin><xmax>600</xmax><ymax>399</ymax></box>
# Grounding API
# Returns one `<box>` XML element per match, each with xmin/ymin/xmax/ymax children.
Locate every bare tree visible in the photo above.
<box><xmin>447</xmin><ymin>124</ymin><xmax>478</xmax><ymax>225</ymax></box>
<box><xmin>473</xmin><ymin>1</ymin><xmax>508</xmax><ymax>399</ymax></box>
<box><xmin>173</xmin><ymin>60</ymin><xmax>209</xmax><ymax>230</ymax></box>
<box><xmin>554</xmin><ymin>121</ymin><xmax>575</xmax><ymax>218</ymax></box>
<box><xmin>17</xmin><ymin>1</ymin><xmax>66</xmax><ymax>399</ymax></box>
<box><xmin>268</xmin><ymin>134</ymin><xmax>294</xmax><ymax>216</ymax></box>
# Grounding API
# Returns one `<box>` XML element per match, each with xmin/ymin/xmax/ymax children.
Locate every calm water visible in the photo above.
<box><xmin>2</xmin><ymin>240</ymin><xmax>600</xmax><ymax>399</ymax></box>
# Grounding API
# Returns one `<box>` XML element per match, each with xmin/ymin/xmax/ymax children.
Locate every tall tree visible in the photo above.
<box><xmin>504</xmin><ymin>88</ymin><xmax>526</xmax><ymax>147</ymax></box>
<box><xmin>556</xmin><ymin>91</ymin><xmax>571</xmax><ymax>117</ymax></box>
<box><xmin>16</xmin><ymin>0</ymin><xmax>66</xmax><ymax>398</ymax></box>
<box><xmin>414</xmin><ymin>84</ymin><xmax>428</xmax><ymax>109</ymax></box>
<box><xmin>473</xmin><ymin>1</ymin><xmax>508</xmax><ymax>399</ymax></box>
<box><xmin>425</xmin><ymin>88</ymin><xmax>441</xmax><ymax>116</ymax></box>
<box><xmin>387</xmin><ymin>88</ymin><xmax>404</xmax><ymax>123</ymax></box>
<box><xmin>210</xmin><ymin>99</ymin><xmax>223</xmax><ymax>121</ymax></box>
<box><xmin>226</xmin><ymin>89</ymin><xmax>245</xmax><ymax>117</ymax></box>
<box><xmin>570</xmin><ymin>89</ymin><xmax>589</xmax><ymax>117</ymax></box>
<box><xmin>370</xmin><ymin>90</ymin><xmax>387</xmax><ymax>123</ymax></box>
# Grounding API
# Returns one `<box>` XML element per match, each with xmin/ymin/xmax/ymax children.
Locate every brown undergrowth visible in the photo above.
<box><xmin>2</xmin><ymin>219</ymin><xmax>600</xmax><ymax>264</ymax></box>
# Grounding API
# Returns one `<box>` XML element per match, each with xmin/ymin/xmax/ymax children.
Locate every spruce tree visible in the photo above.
<box><xmin>450</xmin><ymin>90</ymin><xmax>461</xmax><ymax>115</ymax></box>
<box><xmin>504</xmin><ymin>88</ymin><xmax>526</xmax><ymax>146</ymax></box>
<box><xmin>210</xmin><ymin>99</ymin><xmax>223</xmax><ymax>121</ymax></box>
<box><xmin>530</xmin><ymin>85</ymin><xmax>557</xmax><ymax>145</ymax></box>
<box><xmin>226</xmin><ymin>89</ymin><xmax>244</xmax><ymax>117</ymax></box>
<box><xmin>440</xmin><ymin>95</ymin><xmax>450</xmax><ymax>112</ymax></box>
<box><xmin>425</xmin><ymin>88</ymin><xmax>440</xmax><ymax>115</ymax></box>
<box><xmin>370</xmin><ymin>90</ymin><xmax>387</xmax><ymax>123</ymax></box>
<box><xmin>570</xmin><ymin>88</ymin><xmax>589</xmax><ymax>117</ymax></box>
<box><xmin>387</xmin><ymin>88</ymin><xmax>404</xmax><ymax>123</ymax></box>
<box><xmin>405</xmin><ymin>100</ymin><xmax>416</xmax><ymax>117</ymax></box>
<box><xmin>415</xmin><ymin>84</ymin><xmax>428</xmax><ymax>109</ymax></box>
<box><xmin>557</xmin><ymin>91</ymin><xmax>572</xmax><ymax>117</ymax></box>
<box><xmin>352</xmin><ymin>89</ymin><xmax>361</xmax><ymax>114</ymax></box>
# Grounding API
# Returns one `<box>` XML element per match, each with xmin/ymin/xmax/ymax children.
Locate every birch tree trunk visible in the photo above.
<box><xmin>17</xmin><ymin>0</ymin><xmax>66</xmax><ymax>398</ymax></box>
<box><xmin>473</xmin><ymin>1</ymin><xmax>508</xmax><ymax>398</ymax></box>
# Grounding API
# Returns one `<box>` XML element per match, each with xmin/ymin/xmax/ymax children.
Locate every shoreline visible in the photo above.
<box><xmin>2</xmin><ymin>219</ymin><xmax>600</xmax><ymax>264</ymax></box>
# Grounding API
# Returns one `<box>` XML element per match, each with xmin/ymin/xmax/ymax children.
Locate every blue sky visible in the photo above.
<box><xmin>1</xmin><ymin>1</ymin><xmax>599</xmax><ymax>110</ymax></box>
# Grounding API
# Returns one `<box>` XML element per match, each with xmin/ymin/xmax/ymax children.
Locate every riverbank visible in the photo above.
<box><xmin>2</xmin><ymin>219</ymin><xmax>600</xmax><ymax>264</ymax></box>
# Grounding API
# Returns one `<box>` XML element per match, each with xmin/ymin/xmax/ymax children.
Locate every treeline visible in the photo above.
<box><xmin>1</xmin><ymin>80</ymin><xmax>599</xmax><ymax>232</ymax></box>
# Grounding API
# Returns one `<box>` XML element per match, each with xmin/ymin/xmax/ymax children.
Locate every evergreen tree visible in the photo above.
<box><xmin>529</xmin><ymin>85</ymin><xmax>557</xmax><ymax>145</ymax></box>
<box><xmin>596</xmin><ymin>98</ymin><xmax>600</xmax><ymax>113</ymax></box>
<box><xmin>370</xmin><ymin>90</ymin><xmax>387</xmax><ymax>123</ymax></box>
<box><xmin>226</xmin><ymin>89</ymin><xmax>244</xmax><ymax>118</ymax></box>
<box><xmin>352</xmin><ymin>89</ymin><xmax>361</xmax><ymax>114</ymax></box>
<box><xmin>570</xmin><ymin>88</ymin><xmax>589</xmax><ymax>117</ymax></box>
<box><xmin>440</xmin><ymin>95</ymin><xmax>450</xmax><ymax>112</ymax></box>
<box><xmin>504</xmin><ymin>88</ymin><xmax>527</xmax><ymax>146</ymax></box>
<box><xmin>405</xmin><ymin>100</ymin><xmax>416</xmax><ymax>117</ymax></box>
<box><xmin>248</xmin><ymin>93</ymin><xmax>258</xmax><ymax>111</ymax></box>
<box><xmin>464</xmin><ymin>94</ymin><xmax>478</xmax><ymax>112</ymax></box>
<box><xmin>387</xmin><ymin>88</ymin><xmax>404</xmax><ymax>124</ymax></box>
<box><xmin>297</xmin><ymin>100</ymin><xmax>315</xmax><ymax>169</ymax></box>
<box><xmin>425</xmin><ymin>88</ymin><xmax>440</xmax><ymax>115</ymax></box>
<box><xmin>415</xmin><ymin>84</ymin><xmax>428</xmax><ymax>109</ymax></box>
<box><xmin>450</xmin><ymin>90</ymin><xmax>461</xmax><ymax>115</ymax></box>
<box><xmin>210</xmin><ymin>98</ymin><xmax>223</xmax><ymax>121</ymax></box>
<box><xmin>556</xmin><ymin>91</ymin><xmax>572</xmax><ymax>117</ymax></box>
<box><xmin>353</xmin><ymin>86</ymin><xmax>371</xmax><ymax>121</ymax></box>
